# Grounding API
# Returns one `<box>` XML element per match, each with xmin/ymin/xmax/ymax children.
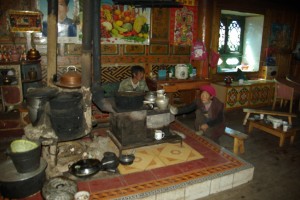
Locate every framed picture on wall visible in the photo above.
<box><xmin>150</xmin><ymin>8</ymin><xmax>170</xmax><ymax>43</ymax></box>
<box><xmin>7</xmin><ymin>10</ymin><xmax>43</xmax><ymax>32</ymax></box>
<box><xmin>100</xmin><ymin>3</ymin><xmax>151</xmax><ymax>45</ymax></box>
<box><xmin>149</xmin><ymin>44</ymin><xmax>169</xmax><ymax>55</ymax></box>
<box><xmin>172</xmin><ymin>45</ymin><xmax>191</xmax><ymax>55</ymax></box>
<box><xmin>37</xmin><ymin>0</ymin><xmax>82</xmax><ymax>43</ymax></box>
<box><xmin>101</xmin><ymin>44</ymin><xmax>119</xmax><ymax>55</ymax></box>
<box><xmin>124</xmin><ymin>45</ymin><xmax>145</xmax><ymax>55</ymax></box>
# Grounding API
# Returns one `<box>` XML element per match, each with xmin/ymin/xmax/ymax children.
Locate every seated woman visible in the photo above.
<box><xmin>173</xmin><ymin>85</ymin><xmax>225</xmax><ymax>143</ymax></box>
<box><xmin>118</xmin><ymin>65</ymin><xmax>149</xmax><ymax>92</ymax></box>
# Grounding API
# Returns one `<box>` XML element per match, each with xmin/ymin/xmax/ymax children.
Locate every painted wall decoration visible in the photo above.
<box><xmin>150</xmin><ymin>44</ymin><xmax>169</xmax><ymax>55</ymax></box>
<box><xmin>269</xmin><ymin>23</ymin><xmax>291</xmax><ymax>51</ymax></box>
<box><xmin>177</xmin><ymin>0</ymin><xmax>197</xmax><ymax>6</ymax></box>
<box><xmin>170</xmin><ymin>6</ymin><xmax>198</xmax><ymax>46</ymax></box>
<box><xmin>7</xmin><ymin>10</ymin><xmax>42</xmax><ymax>32</ymax></box>
<box><xmin>101</xmin><ymin>44</ymin><xmax>119</xmax><ymax>55</ymax></box>
<box><xmin>172</xmin><ymin>45</ymin><xmax>190</xmax><ymax>55</ymax></box>
<box><xmin>151</xmin><ymin>8</ymin><xmax>169</xmax><ymax>43</ymax></box>
<box><xmin>124</xmin><ymin>45</ymin><xmax>145</xmax><ymax>54</ymax></box>
<box><xmin>37</xmin><ymin>0</ymin><xmax>81</xmax><ymax>43</ymax></box>
<box><xmin>100</xmin><ymin>0</ymin><xmax>151</xmax><ymax>45</ymax></box>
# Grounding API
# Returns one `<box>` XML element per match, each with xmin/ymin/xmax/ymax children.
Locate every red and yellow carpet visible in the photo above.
<box><xmin>118</xmin><ymin>142</ymin><xmax>204</xmax><ymax>174</ymax></box>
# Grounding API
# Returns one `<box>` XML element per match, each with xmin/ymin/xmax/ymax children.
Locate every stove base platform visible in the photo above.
<box><xmin>108</xmin><ymin>128</ymin><xmax>182</xmax><ymax>156</ymax></box>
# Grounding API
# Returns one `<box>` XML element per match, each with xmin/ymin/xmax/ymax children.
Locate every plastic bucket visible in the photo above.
<box><xmin>8</xmin><ymin>139</ymin><xmax>41</xmax><ymax>173</ymax></box>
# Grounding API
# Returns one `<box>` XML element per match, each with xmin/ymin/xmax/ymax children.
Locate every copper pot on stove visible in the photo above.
<box><xmin>57</xmin><ymin>66</ymin><xmax>81</xmax><ymax>88</ymax></box>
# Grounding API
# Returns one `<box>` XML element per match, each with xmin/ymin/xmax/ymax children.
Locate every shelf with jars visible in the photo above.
<box><xmin>0</xmin><ymin>48</ymin><xmax>43</xmax><ymax>110</ymax></box>
<box><xmin>20</xmin><ymin>60</ymin><xmax>43</xmax><ymax>97</ymax></box>
<box><xmin>0</xmin><ymin>62</ymin><xmax>23</xmax><ymax>110</ymax></box>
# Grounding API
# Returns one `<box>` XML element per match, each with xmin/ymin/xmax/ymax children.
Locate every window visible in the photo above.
<box><xmin>218</xmin><ymin>15</ymin><xmax>245</xmax><ymax>72</ymax></box>
<box><xmin>217</xmin><ymin>10</ymin><xmax>264</xmax><ymax>73</ymax></box>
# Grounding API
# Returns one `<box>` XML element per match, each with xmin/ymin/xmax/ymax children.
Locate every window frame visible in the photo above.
<box><xmin>218</xmin><ymin>14</ymin><xmax>245</xmax><ymax>70</ymax></box>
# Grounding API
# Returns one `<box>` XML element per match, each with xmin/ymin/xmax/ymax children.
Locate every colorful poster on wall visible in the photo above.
<box><xmin>100</xmin><ymin>1</ymin><xmax>151</xmax><ymax>45</ymax></box>
<box><xmin>37</xmin><ymin>0</ymin><xmax>81</xmax><ymax>43</ymax></box>
<box><xmin>170</xmin><ymin>6</ymin><xmax>198</xmax><ymax>46</ymax></box>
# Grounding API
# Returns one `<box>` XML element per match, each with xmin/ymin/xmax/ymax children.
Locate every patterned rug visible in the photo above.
<box><xmin>118</xmin><ymin>142</ymin><xmax>204</xmax><ymax>174</ymax></box>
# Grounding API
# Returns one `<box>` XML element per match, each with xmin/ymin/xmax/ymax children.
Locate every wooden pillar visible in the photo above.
<box><xmin>46</xmin><ymin>0</ymin><xmax>58</xmax><ymax>86</ymax></box>
<box><xmin>197</xmin><ymin>0</ymin><xmax>214</xmax><ymax>78</ymax></box>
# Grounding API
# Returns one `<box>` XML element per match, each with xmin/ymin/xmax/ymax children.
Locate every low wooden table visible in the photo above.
<box><xmin>248</xmin><ymin>120</ymin><xmax>299</xmax><ymax>147</ymax></box>
<box><xmin>243</xmin><ymin>108</ymin><xmax>297</xmax><ymax>125</ymax></box>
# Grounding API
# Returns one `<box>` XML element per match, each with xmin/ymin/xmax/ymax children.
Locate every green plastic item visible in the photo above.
<box><xmin>187</xmin><ymin>64</ymin><xmax>194</xmax><ymax>74</ymax></box>
<box><xmin>10</xmin><ymin>139</ymin><xmax>39</xmax><ymax>153</ymax></box>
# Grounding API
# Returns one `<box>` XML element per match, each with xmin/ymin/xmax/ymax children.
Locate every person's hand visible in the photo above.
<box><xmin>200</xmin><ymin>124</ymin><xmax>209</xmax><ymax>131</ymax></box>
<box><xmin>169</xmin><ymin>105</ymin><xmax>178</xmax><ymax>115</ymax></box>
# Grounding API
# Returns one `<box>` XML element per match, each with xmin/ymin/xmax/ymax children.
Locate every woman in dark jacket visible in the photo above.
<box><xmin>174</xmin><ymin>85</ymin><xmax>225</xmax><ymax>143</ymax></box>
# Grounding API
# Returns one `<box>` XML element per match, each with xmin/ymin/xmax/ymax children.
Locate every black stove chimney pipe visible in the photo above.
<box><xmin>81</xmin><ymin>0</ymin><xmax>93</xmax><ymax>88</ymax></box>
<box><xmin>93</xmin><ymin>0</ymin><xmax>101</xmax><ymax>84</ymax></box>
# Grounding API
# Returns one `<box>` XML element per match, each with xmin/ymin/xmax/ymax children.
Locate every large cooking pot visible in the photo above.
<box><xmin>57</xmin><ymin>66</ymin><xmax>81</xmax><ymax>88</ymax></box>
<box><xmin>0</xmin><ymin>158</ymin><xmax>47</xmax><ymax>199</ymax></box>
<box><xmin>49</xmin><ymin>92</ymin><xmax>83</xmax><ymax>110</ymax></box>
<box><xmin>115</xmin><ymin>91</ymin><xmax>144</xmax><ymax>110</ymax></box>
<box><xmin>49</xmin><ymin>111</ymin><xmax>84</xmax><ymax>141</ymax></box>
<box><xmin>26</xmin><ymin>87</ymin><xmax>59</xmax><ymax>126</ymax></box>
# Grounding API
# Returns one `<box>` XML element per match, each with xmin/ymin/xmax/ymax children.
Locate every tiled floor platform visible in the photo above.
<box><xmin>80</xmin><ymin>120</ymin><xmax>254</xmax><ymax>200</ymax></box>
<box><xmin>1</xmin><ymin>120</ymin><xmax>254</xmax><ymax>200</ymax></box>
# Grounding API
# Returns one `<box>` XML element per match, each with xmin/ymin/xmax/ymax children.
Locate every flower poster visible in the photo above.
<box><xmin>100</xmin><ymin>1</ymin><xmax>151</xmax><ymax>45</ymax></box>
<box><xmin>170</xmin><ymin>6</ymin><xmax>198</xmax><ymax>46</ymax></box>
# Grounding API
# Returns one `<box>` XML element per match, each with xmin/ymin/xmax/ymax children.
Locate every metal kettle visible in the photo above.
<box><xmin>100</xmin><ymin>152</ymin><xmax>119</xmax><ymax>173</ymax></box>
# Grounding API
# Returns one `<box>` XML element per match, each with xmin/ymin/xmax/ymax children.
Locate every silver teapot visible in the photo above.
<box><xmin>144</xmin><ymin>91</ymin><xmax>157</xmax><ymax>103</ymax></box>
<box><xmin>155</xmin><ymin>89</ymin><xmax>169</xmax><ymax>110</ymax></box>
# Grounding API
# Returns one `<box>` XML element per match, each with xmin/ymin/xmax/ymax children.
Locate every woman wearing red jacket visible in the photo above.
<box><xmin>174</xmin><ymin>85</ymin><xmax>225</xmax><ymax>144</ymax></box>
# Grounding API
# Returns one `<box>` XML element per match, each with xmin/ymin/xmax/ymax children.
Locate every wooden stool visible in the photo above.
<box><xmin>225</xmin><ymin>127</ymin><xmax>248</xmax><ymax>155</ymax></box>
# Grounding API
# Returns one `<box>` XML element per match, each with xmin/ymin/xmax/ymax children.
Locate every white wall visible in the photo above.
<box><xmin>242</xmin><ymin>15</ymin><xmax>264</xmax><ymax>72</ymax></box>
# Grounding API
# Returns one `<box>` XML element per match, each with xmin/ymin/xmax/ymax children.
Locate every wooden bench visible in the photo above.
<box><xmin>224</xmin><ymin>127</ymin><xmax>248</xmax><ymax>155</ymax></box>
<box><xmin>243</xmin><ymin>108</ymin><xmax>297</xmax><ymax>125</ymax></box>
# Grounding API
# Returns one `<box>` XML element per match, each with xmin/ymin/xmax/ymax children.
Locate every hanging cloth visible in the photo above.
<box><xmin>190</xmin><ymin>40</ymin><xmax>207</xmax><ymax>62</ymax></box>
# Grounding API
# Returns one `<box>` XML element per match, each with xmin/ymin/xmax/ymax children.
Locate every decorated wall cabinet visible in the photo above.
<box><xmin>212</xmin><ymin>80</ymin><xmax>275</xmax><ymax>111</ymax></box>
